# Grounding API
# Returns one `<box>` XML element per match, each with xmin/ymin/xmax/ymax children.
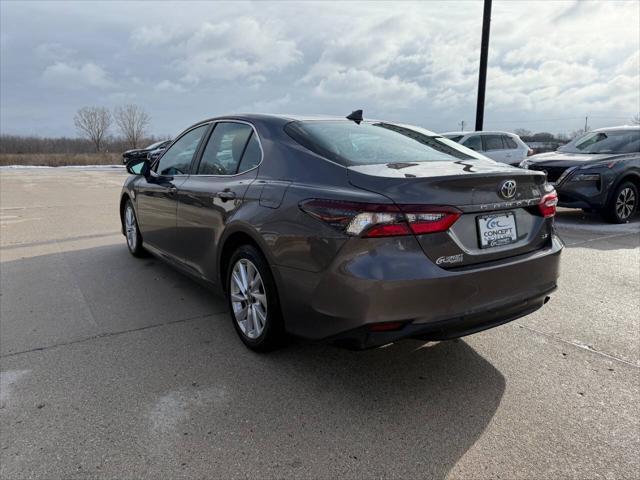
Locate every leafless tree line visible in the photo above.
<box><xmin>0</xmin><ymin>134</ymin><xmax>167</xmax><ymax>155</ymax></box>
<box><xmin>73</xmin><ymin>104</ymin><xmax>151</xmax><ymax>152</ymax></box>
<box><xmin>1</xmin><ymin>104</ymin><xmax>165</xmax><ymax>154</ymax></box>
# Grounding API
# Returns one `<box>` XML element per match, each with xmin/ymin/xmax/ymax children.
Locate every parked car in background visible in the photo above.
<box><xmin>521</xmin><ymin>126</ymin><xmax>640</xmax><ymax>223</ymax></box>
<box><xmin>120</xmin><ymin>113</ymin><xmax>562</xmax><ymax>352</ymax></box>
<box><xmin>147</xmin><ymin>142</ymin><xmax>171</xmax><ymax>162</ymax></box>
<box><xmin>441</xmin><ymin>131</ymin><xmax>533</xmax><ymax>166</ymax></box>
<box><xmin>121</xmin><ymin>140</ymin><xmax>171</xmax><ymax>164</ymax></box>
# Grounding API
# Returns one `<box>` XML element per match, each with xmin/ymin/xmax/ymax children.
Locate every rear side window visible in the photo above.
<box><xmin>284</xmin><ymin>121</ymin><xmax>476</xmax><ymax>166</ymax></box>
<box><xmin>502</xmin><ymin>136</ymin><xmax>518</xmax><ymax>149</ymax></box>
<box><xmin>198</xmin><ymin>122</ymin><xmax>253</xmax><ymax>175</ymax></box>
<box><xmin>462</xmin><ymin>135</ymin><xmax>482</xmax><ymax>151</ymax></box>
<box><xmin>237</xmin><ymin>133</ymin><xmax>262</xmax><ymax>172</ymax></box>
<box><xmin>483</xmin><ymin>135</ymin><xmax>505</xmax><ymax>151</ymax></box>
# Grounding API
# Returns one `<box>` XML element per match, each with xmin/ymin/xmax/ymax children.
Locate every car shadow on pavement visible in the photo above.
<box><xmin>2</xmin><ymin>243</ymin><xmax>505</xmax><ymax>479</ymax></box>
<box><xmin>251</xmin><ymin>339</ymin><xmax>506</xmax><ymax>478</ymax></box>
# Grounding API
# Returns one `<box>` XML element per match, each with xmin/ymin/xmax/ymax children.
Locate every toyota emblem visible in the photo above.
<box><xmin>499</xmin><ymin>179</ymin><xmax>517</xmax><ymax>199</ymax></box>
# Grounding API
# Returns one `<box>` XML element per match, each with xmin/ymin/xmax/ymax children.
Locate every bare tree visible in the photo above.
<box><xmin>114</xmin><ymin>104</ymin><xmax>151</xmax><ymax>149</ymax></box>
<box><xmin>73</xmin><ymin>106</ymin><xmax>112</xmax><ymax>152</ymax></box>
<box><xmin>632</xmin><ymin>113</ymin><xmax>640</xmax><ymax>125</ymax></box>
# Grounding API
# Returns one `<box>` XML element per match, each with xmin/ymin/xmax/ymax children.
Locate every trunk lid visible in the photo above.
<box><xmin>347</xmin><ymin>160</ymin><xmax>552</xmax><ymax>268</ymax></box>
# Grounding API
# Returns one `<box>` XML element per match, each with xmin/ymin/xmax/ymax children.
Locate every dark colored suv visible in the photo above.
<box><xmin>521</xmin><ymin>126</ymin><xmax>640</xmax><ymax>223</ymax></box>
<box><xmin>122</xmin><ymin>140</ymin><xmax>172</xmax><ymax>165</ymax></box>
<box><xmin>121</xmin><ymin>114</ymin><xmax>562</xmax><ymax>351</ymax></box>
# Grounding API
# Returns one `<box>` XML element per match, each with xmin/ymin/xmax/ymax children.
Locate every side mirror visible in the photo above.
<box><xmin>126</xmin><ymin>158</ymin><xmax>150</xmax><ymax>176</ymax></box>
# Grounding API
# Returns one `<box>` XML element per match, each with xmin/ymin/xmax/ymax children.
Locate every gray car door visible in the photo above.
<box><xmin>136</xmin><ymin>124</ymin><xmax>209</xmax><ymax>256</ymax></box>
<box><xmin>174</xmin><ymin>121</ymin><xmax>262</xmax><ymax>282</ymax></box>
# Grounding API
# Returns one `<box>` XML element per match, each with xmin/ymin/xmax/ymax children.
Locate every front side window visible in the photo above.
<box><xmin>483</xmin><ymin>135</ymin><xmax>505</xmax><ymax>151</ymax></box>
<box><xmin>284</xmin><ymin>121</ymin><xmax>479</xmax><ymax>167</ymax></box>
<box><xmin>559</xmin><ymin>130</ymin><xmax>640</xmax><ymax>154</ymax></box>
<box><xmin>156</xmin><ymin>125</ymin><xmax>208</xmax><ymax>175</ymax></box>
<box><xmin>462</xmin><ymin>135</ymin><xmax>482</xmax><ymax>151</ymax></box>
<box><xmin>198</xmin><ymin>122</ymin><xmax>255</xmax><ymax>175</ymax></box>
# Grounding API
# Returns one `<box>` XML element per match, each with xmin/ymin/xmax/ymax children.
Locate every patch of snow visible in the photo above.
<box><xmin>0</xmin><ymin>165</ymin><xmax>124</xmax><ymax>170</ymax></box>
<box><xmin>0</xmin><ymin>370</ymin><xmax>31</xmax><ymax>407</ymax></box>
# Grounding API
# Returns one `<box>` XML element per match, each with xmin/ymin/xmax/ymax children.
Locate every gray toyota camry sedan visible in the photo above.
<box><xmin>120</xmin><ymin>113</ymin><xmax>563</xmax><ymax>351</ymax></box>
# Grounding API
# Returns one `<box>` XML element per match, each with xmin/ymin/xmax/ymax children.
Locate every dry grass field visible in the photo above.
<box><xmin>0</xmin><ymin>153</ymin><xmax>121</xmax><ymax>167</ymax></box>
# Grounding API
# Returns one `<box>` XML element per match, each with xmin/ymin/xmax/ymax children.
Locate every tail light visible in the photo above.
<box><xmin>527</xmin><ymin>148</ymin><xmax>534</xmax><ymax>156</ymax></box>
<box><xmin>538</xmin><ymin>191</ymin><xmax>558</xmax><ymax>218</ymax></box>
<box><xmin>299</xmin><ymin>199</ymin><xmax>461</xmax><ymax>238</ymax></box>
<box><xmin>368</xmin><ymin>321</ymin><xmax>405</xmax><ymax>332</ymax></box>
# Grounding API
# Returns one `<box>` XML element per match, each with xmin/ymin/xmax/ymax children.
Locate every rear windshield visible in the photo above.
<box><xmin>284</xmin><ymin>121</ymin><xmax>480</xmax><ymax>166</ymax></box>
<box><xmin>559</xmin><ymin>130</ymin><xmax>640</xmax><ymax>154</ymax></box>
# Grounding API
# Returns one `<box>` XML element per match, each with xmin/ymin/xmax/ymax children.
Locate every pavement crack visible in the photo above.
<box><xmin>0</xmin><ymin>311</ymin><xmax>227</xmax><ymax>359</ymax></box>
<box><xmin>514</xmin><ymin>322</ymin><xmax>639</xmax><ymax>368</ymax></box>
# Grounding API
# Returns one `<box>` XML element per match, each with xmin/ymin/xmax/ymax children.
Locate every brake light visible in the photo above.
<box><xmin>404</xmin><ymin>207</ymin><xmax>461</xmax><ymax>234</ymax></box>
<box><xmin>299</xmin><ymin>199</ymin><xmax>461</xmax><ymax>237</ymax></box>
<box><xmin>538</xmin><ymin>191</ymin><xmax>558</xmax><ymax>218</ymax></box>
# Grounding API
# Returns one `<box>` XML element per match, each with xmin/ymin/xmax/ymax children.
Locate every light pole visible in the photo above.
<box><xmin>475</xmin><ymin>0</ymin><xmax>492</xmax><ymax>131</ymax></box>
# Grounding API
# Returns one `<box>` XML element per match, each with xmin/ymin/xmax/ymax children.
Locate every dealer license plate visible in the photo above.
<box><xmin>477</xmin><ymin>212</ymin><xmax>518</xmax><ymax>249</ymax></box>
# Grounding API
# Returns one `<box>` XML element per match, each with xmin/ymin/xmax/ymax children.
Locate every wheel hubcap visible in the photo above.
<box><xmin>230</xmin><ymin>259</ymin><xmax>267</xmax><ymax>339</ymax></box>
<box><xmin>125</xmin><ymin>205</ymin><xmax>137</xmax><ymax>250</ymax></box>
<box><xmin>615</xmin><ymin>187</ymin><xmax>636</xmax><ymax>220</ymax></box>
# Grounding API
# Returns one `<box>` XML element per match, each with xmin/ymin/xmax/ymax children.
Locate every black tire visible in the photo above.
<box><xmin>123</xmin><ymin>199</ymin><xmax>145</xmax><ymax>257</ymax></box>
<box><xmin>602</xmin><ymin>181</ymin><xmax>638</xmax><ymax>224</ymax></box>
<box><xmin>226</xmin><ymin>245</ymin><xmax>286</xmax><ymax>352</ymax></box>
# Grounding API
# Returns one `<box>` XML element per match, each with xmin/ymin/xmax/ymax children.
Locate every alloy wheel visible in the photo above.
<box><xmin>230</xmin><ymin>259</ymin><xmax>268</xmax><ymax>339</ymax></box>
<box><xmin>615</xmin><ymin>187</ymin><xmax>636</xmax><ymax>220</ymax></box>
<box><xmin>125</xmin><ymin>204</ymin><xmax>138</xmax><ymax>250</ymax></box>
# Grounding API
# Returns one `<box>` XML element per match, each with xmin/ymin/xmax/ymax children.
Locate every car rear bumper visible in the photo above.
<box><xmin>273</xmin><ymin>234</ymin><xmax>563</xmax><ymax>347</ymax></box>
<box><xmin>328</xmin><ymin>289</ymin><xmax>553</xmax><ymax>349</ymax></box>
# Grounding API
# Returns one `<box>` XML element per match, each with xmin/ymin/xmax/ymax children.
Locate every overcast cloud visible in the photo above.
<box><xmin>1</xmin><ymin>0</ymin><xmax>638</xmax><ymax>137</ymax></box>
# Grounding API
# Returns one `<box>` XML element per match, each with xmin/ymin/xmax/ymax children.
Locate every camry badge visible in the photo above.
<box><xmin>499</xmin><ymin>179</ymin><xmax>517</xmax><ymax>199</ymax></box>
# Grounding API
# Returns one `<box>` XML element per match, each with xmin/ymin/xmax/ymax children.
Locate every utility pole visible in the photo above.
<box><xmin>475</xmin><ymin>0</ymin><xmax>492</xmax><ymax>131</ymax></box>
<box><xmin>584</xmin><ymin>116</ymin><xmax>589</xmax><ymax>132</ymax></box>
<box><xmin>460</xmin><ymin>120</ymin><xmax>465</xmax><ymax>131</ymax></box>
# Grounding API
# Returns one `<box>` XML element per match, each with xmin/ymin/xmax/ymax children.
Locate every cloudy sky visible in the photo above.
<box><xmin>1</xmin><ymin>1</ymin><xmax>638</xmax><ymax>138</ymax></box>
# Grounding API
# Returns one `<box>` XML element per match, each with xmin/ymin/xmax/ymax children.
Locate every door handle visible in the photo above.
<box><xmin>215</xmin><ymin>190</ymin><xmax>236</xmax><ymax>201</ymax></box>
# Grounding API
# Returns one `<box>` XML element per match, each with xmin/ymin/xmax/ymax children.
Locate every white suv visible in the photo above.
<box><xmin>440</xmin><ymin>131</ymin><xmax>533</xmax><ymax>166</ymax></box>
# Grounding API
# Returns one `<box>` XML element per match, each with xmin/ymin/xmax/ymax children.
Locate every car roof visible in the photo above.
<box><xmin>184</xmin><ymin>113</ymin><xmax>439</xmax><ymax>136</ymax></box>
<box><xmin>197</xmin><ymin>113</ymin><xmax>358</xmax><ymax>123</ymax></box>
<box><xmin>592</xmin><ymin>125</ymin><xmax>640</xmax><ymax>132</ymax></box>
<box><xmin>440</xmin><ymin>130</ymin><xmax>518</xmax><ymax>136</ymax></box>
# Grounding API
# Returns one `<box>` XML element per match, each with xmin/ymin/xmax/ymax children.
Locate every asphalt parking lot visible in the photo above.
<box><xmin>1</xmin><ymin>167</ymin><xmax>638</xmax><ymax>479</ymax></box>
